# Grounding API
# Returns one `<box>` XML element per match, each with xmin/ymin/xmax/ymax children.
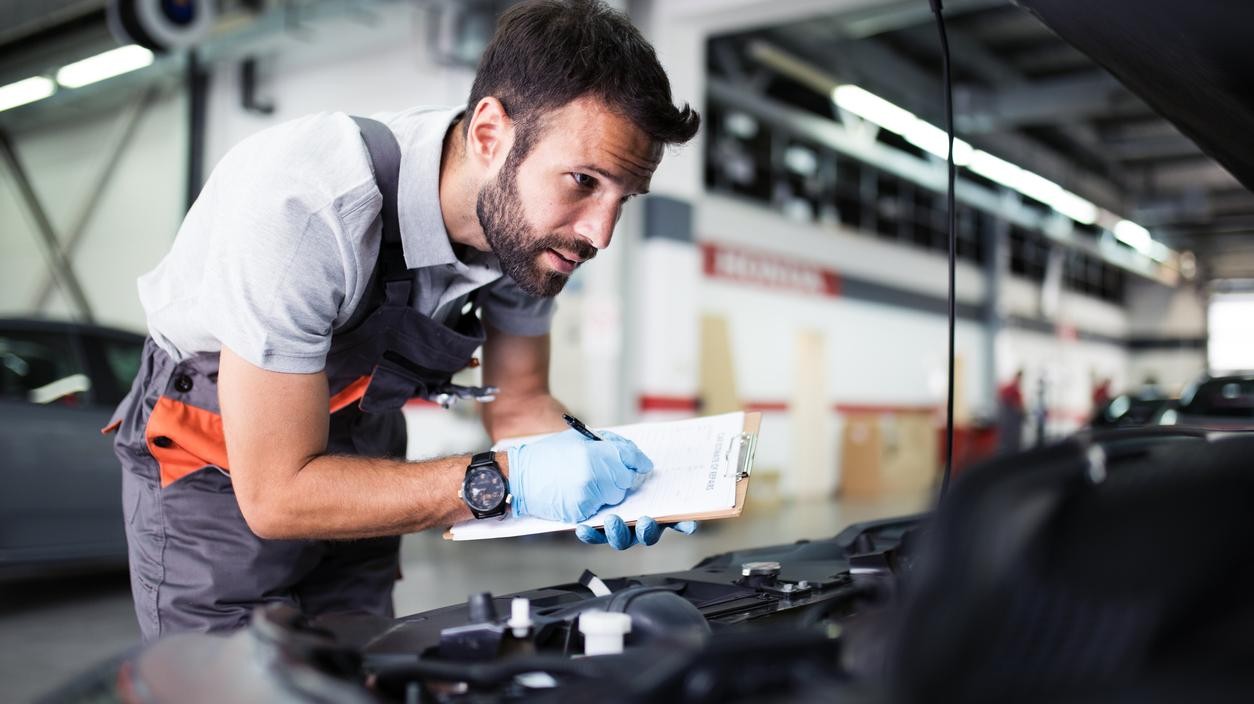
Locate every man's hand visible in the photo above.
<box><xmin>507</xmin><ymin>430</ymin><xmax>651</xmax><ymax>523</ymax></box>
<box><xmin>575</xmin><ymin>516</ymin><xmax>699</xmax><ymax>550</ymax></box>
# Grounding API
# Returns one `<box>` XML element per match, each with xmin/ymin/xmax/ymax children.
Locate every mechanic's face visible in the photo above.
<box><xmin>477</xmin><ymin>96</ymin><xmax>661</xmax><ymax>298</ymax></box>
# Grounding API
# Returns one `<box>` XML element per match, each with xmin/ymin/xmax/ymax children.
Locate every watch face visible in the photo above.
<box><xmin>464</xmin><ymin>466</ymin><xmax>506</xmax><ymax>512</ymax></box>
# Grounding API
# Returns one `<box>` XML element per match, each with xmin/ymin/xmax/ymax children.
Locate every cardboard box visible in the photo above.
<box><xmin>839</xmin><ymin>410</ymin><xmax>939</xmax><ymax>499</ymax></box>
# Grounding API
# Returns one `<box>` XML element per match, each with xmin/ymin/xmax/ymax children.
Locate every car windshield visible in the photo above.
<box><xmin>1180</xmin><ymin>378</ymin><xmax>1254</xmax><ymax>418</ymax></box>
<box><xmin>0</xmin><ymin>331</ymin><xmax>90</xmax><ymax>405</ymax></box>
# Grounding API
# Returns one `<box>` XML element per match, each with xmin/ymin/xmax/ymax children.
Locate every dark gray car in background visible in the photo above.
<box><xmin>0</xmin><ymin>319</ymin><xmax>143</xmax><ymax>577</ymax></box>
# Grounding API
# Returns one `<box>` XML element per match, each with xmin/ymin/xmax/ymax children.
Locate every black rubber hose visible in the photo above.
<box><xmin>929</xmin><ymin>0</ymin><xmax>958</xmax><ymax>500</ymax></box>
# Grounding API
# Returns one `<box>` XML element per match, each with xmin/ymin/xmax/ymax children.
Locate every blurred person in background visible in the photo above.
<box><xmin>1091</xmin><ymin>372</ymin><xmax>1112</xmax><ymax>412</ymax></box>
<box><xmin>997</xmin><ymin>370</ymin><xmax>1025</xmax><ymax>454</ymax></box>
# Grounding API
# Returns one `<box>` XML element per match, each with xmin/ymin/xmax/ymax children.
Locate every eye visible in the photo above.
<box><xmin>570</xmin><ymin>172</ymin><xmax>597</xmax><ymax>189</ymax></box>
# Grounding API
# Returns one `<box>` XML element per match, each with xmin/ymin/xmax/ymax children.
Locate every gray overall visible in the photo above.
<box><xmin>108</xmin><ymin>118</ymin><xmax>485</xmax><ymax>641</ymax></box>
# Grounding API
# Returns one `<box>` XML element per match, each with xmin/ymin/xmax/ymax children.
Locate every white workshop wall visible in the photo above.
<box><xmin>996</xmin><ymin>325</ymin><xmax>1129</xmax><ymax>434</ymax></box>
<box><xmin>0</xmin><ymin>89</ymin><xmax>185</xmax><ymax>332</ymax></box>
<box><xmin>685</xmin><ymin>193</ymin><xmax>1147</xmax><ymax>490</ymax></box>
<box><xmin>1124</xmin><ymin>278</ymin><xmax>1207</xmax><ymax>390</ymax></box>
<box><xmin>692</xmin><ymin>194</ymin><xmax>991</xmax><ymax>494</ymax></box>
<box><xmin>202</xmin><ymin>5</ymin><xmax>475</xmax><ymax>170</ymax></box>
<box><xmin>1127</xmin><ymin>278</ymin><xmax>1207</xmax><ymax>339</ymax></box>
<box><xmin>1000</xmin><ymin>275</ymin><xmax>1130</xmax><ymax>340</ymax></box>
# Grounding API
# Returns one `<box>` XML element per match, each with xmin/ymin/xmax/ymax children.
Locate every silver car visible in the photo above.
<box><xmin>0</xmin><ymin>318</ymin><xmax>143</xmax><ymax>577</ymax></box>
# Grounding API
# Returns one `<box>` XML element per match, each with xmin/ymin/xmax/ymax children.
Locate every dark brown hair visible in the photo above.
<box><xmin>466</xmin><ymin>0</ymin><xmax>700</xmax><ymax>157</ymax></box>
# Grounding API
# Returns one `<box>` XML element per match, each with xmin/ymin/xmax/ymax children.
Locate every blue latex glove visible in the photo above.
<box><xmin>576</xmin><ymin>515</ymin><xmax>699</xmax><ymax>550</ymax></box>
<box><xmin>507</xmin><ymin>430</ymin><xmax>652</xmax><ymax>524</ymax></box>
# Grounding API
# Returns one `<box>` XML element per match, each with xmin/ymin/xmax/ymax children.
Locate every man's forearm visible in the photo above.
<box><xmin>482</xmin><ymin>392</ymin><xmax>569</xmax><ymax>442</ymax></box>
<box><xmin>243</xmin><ymin>452</ymin><xmax>506</xmax><ymax>541</ymax></box>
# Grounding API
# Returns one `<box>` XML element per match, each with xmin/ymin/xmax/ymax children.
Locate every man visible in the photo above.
<box><xmin>106</xmin><ymin>0</ymin><xmax>700</xmax><ymax>641</ymax></box>
<box><xmin>997</xmin><ymin>370</ymin><xmax>1025</xmax><ymax>455</ymax></box>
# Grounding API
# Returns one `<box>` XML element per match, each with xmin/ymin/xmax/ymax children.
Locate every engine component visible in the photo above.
<box><xmin>579</xmin><ymin>611</ymin><xmax>631</xmax><ymax>656</ymax></box>
<box><xmin>738</xmin><ymin>560</ymin><xmax>781</xmax><ymax>588</ymax></box>
<box><xmin>508</xmin><ymin>597</ymin><xmax>533</xmax><ymax>638</ymax></box>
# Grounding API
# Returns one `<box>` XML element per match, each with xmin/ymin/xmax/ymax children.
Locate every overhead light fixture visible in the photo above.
<box><xmin>1113</xmin><ymin>219</ymin><xmax>1152</xmax><ymax>253</ymax></box>
<box><xmin>1147</xmin><ymin>240</ymin><xmax>1173</xmax><ymax>264</ymax></box>
<box><xmin>834</xmin><ymin>85</ymin><xmax>975</xmax><ymax>164</ymax></box>
<box><xmin>0</xmin><ymin>76</ymin><xmax>56</xmax><ymax>112</ymax></box>
<box><xmin>966</xmin><ymin>149</ymin><xmax>1022</xmax><ymax>188</ymax></box>
<box><xmin>833</xmin><ymin>82</ymin><xmax>1166</xmax><ymax>260</ymax></box>
<box><xmin>56</xmin><ymin>45</ymin><xmax>154</xmax><ymax>89</ymax></box>
<box><xmin>836</xmin><ymin>84</ymin><xmax>1099</xmax><ymax>223</ymax></box>
<box><xmin>1047</xmin><ymin>191</ymin><xmax>1099</xmax><ymax>225</ymax></box>
<box><xmin>833</xmin><ymin>85</ymin><xmax>917</xmax><ymax>134</ymax></box>
<box><xmin>904</xmin><ymin>120</ymin><xmax>974</xmax><ymax>165</ymax></box>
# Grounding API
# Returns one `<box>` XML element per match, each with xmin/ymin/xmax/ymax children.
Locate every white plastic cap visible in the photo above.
<box><xmin>579</xmin><ymin>611</ymin><xmax>632</xmax><ymax>656</ymax></box>
<box><xmin>508</xmin><ymin>597</ymin><xmax>533</xmax><ymax>637</ymax></box>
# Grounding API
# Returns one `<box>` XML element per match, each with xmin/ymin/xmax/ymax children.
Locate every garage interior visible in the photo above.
<box><xmin>2</xmin><ymin>1</ymin><xmax>1252</xmax><ymax>702</ymax></box>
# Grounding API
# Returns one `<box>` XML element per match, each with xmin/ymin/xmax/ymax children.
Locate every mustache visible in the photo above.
<box><xmin>533</xmin><ymin>234</ymin><xmax>598</xmax><ymax>263</ymax></box>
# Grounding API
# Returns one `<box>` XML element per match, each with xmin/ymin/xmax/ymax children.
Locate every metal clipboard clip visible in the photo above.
<box><xmin>723</xmin><ymin>431</ymin><xmax>758</xmax><ymax>480</ymax></box>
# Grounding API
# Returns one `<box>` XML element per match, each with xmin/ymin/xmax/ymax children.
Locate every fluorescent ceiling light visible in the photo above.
<box><xmin>833</xmin><ymin>84</ymin><xmax>916</xmax><ymax>134</ymax></box>
<box><xmin>835</xmin><ymin>85</ymin><xmax>972</xmax><ymax>163</ymax></box>
<box><xmin>1114</xmin><ymin>219</ymin><xmax>1152</xmax><ymax>253</ymax></box>
<box><xmin>903</xmin><ymin>120</ymin><xmax>973</xmax><ymax>165</ymax></box>
<box><xmin>833</xmin><ymin>82</ymin><xmax>1164</xmax><ymax>259</ymax></box>
<box><xmin>967</xmin><ymin>149</ymin><xmax>1022</xmax><ymax>187</ymax></box>
<box><xmin>1147</xmin><ymin>240</ymin><xmax>1172</xmax><ymax>263</ymax></box>
<box><xmin>1012</xmin><ymin>168</ymin><xmax>1063</xmax><ymax>205</ymax></box>
<box><xmin>1048</xmin><ymin>191</ymin><xmax>1099</xmax><ymax>225</ymax></box>
<box><xmin>0</xmin><ymin>76</ymin><xmax>55</xmax><ymax>112</ymax></box>
<box><xmin>56</xmin><ymin>45</ymin><xmax>154</xmax><ymax>89</ymax></box>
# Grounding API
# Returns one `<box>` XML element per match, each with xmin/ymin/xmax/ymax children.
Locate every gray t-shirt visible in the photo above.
<box><xmin>138</xmin><ymin>106</ymin><xmax>554</xmax><ymax>373</ymax></box>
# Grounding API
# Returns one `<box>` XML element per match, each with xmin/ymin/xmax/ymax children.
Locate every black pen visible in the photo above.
<box><xmin>562</xmin><ymin>413</ymin><xmax>602</xmax><ymax>441</ymax></box>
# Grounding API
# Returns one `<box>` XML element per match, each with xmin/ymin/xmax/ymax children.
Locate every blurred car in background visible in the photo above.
<box><xmin>1090</xmin><ymin>390</ymin><xmax>1177</xmax><ymax>429</ymax></box>
<box><xmin>1160</xmin><ymin>375</ymin><xmax>1254</xmax><ymax>430</ymax></box>
<box><xmin>0</xmin><ymin>318</ymin><xmax>143</xmax><ymax>578</ymax></box>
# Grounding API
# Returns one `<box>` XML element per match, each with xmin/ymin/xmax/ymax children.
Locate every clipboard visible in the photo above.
<box><xmin>442</xmin><ymin>411</ymin><xmax>761</xmax><ymax>540</ymax></box>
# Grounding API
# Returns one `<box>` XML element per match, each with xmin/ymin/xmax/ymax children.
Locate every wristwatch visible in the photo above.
<box><xmin>459</xmin><ymin>451</ymin><xmax>510</xmax><ymax>519</ymax></box>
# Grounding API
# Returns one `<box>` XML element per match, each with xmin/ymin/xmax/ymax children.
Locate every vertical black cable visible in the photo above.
<box><xmin>929</xmin><ymin>0</ymin><xmax>957</xmax><ymax>498</ymax></box>
<box><xmin>186</xmin><ymin>48</ymin><xmax>210</xmax><ymax>213</ymax></box>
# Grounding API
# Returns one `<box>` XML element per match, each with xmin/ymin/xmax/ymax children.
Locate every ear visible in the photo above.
<box><xmin>466</xmin><ymin>97</ymin><xmax>514</xmax><ymax>168</ymax></box>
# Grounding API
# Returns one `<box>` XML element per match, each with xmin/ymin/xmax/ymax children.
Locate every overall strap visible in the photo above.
<box><xmin>351</xmin><ymin>116</ymin><xmax>402</xmax><ymax>251</ymax></box>
<box><xmin>337</xmin><ymin>116</ymin><xmax>410</xmax><ymax>334</ymax></box>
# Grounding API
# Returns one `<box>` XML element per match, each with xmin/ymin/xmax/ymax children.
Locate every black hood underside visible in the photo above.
<box><xmin>1014</xmin><ymin>0</ymin><xmax>1254</xmax><ymax>193</ymax></box>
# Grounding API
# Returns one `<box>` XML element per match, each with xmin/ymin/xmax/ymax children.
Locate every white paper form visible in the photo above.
<box><xmin>449</xmin><ymin>412</ymin><xmax>747</xmax><ymax>541</ymax></box>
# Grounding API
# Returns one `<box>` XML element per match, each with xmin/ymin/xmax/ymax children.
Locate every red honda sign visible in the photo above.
<box><xmin>701</xmin><ymin>242</ymin><xmax>841</xmax><ymax>298</ymax></box>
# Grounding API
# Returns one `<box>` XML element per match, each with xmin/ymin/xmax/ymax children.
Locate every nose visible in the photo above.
<box><xmin>573</xmin><ymin>200</ymin><xmax>621</xmax><ymax>251</ymax></box>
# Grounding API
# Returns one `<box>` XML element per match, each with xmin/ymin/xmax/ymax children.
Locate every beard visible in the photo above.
<box><xmin>476</xmin><ymin>156</ymin><xmax>597</xmax><ymax>298</ymax></box>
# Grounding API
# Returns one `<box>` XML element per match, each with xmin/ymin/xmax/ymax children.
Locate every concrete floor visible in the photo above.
<box><xmin>0</xmin><ymin>493</ymin><xmax>927</xmax><ymax>703</ymax></box>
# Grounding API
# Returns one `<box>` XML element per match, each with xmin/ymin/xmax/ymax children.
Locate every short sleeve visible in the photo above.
<box><xmin>195</xmin><ymin>135</ymin><xmax>354</xmax><ymax>373</ymax></box>
<box><xmin>478</xmin><ymin>275</ymin><xmax>556</xmax><ymax>336</ymax></box>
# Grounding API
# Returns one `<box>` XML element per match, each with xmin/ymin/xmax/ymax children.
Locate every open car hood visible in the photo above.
<box><xmin>1013</xmin><ymin>0</ymin><xmax>1254</xmax><ymax>192</ymax></box>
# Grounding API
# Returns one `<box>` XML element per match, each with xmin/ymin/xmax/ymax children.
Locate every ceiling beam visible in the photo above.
<box><xmin>753</xmin><ymin>33</ymin><xmax>1124</xmax><ymax>206</ymax></box>
<box><xmin>895</xmin><ymin>22</ymin><xmax>1128</xmax><ymax>182</ymax></box>
<box><xmin>1125</xmin><ymin>160</ymin><xmax>1243</xmax><ymax>192</ymax></box>
<box><xmin>835</xmin><ymin>0</ymin><xmax>1009</xmax><ymax>39</ymax></box>
<box><xmin>956</xmin><ymin>73</ymin><xmax>1133</xmax><ymax>132</ymax></box>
